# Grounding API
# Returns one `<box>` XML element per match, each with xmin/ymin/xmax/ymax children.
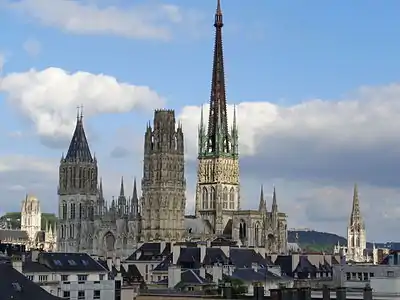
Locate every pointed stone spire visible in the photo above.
<box><xmin>272</xmin><ymin>186</ymin><xmax>278</xmax><ymax>211</ymax></box>
<box><xmin>120</xmin><ymin>176</ymin><xmax>125</xmax><ymax>197</ymax></box>
<box><xmin>350</xmin><ymin>183</ymin><xmax>361</xmax><ymax>221</ymax></box>
<box><xmin>131</xmin><ymin>177</ymin><xmax>139</xmax><ymax>217</ymax></box>
<box><xmin>258</xmin><ymin>185</ymin><xmax>266</xmax><ymax>212</ymax></box>
<box><xmin>99</xmin><ymin>177</ymin><xmax>104</xmax><ymax>200</ymax></box>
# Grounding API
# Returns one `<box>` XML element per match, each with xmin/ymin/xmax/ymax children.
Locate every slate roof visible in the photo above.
<box><xmin>35</xmin><ymin>252</ymin><xmax>107</xmax><ymax>273</ymax></box>
<box><xmin>230</xmin><ymin>268</ymin><xmax>277</xmax><ymax>282</ymax></box>
<box><xmin>0</xmin><ymin>230</ymin><xmax>29</xmax><ymax>241</ymax></box>
<box><xmin>293</xmin><ymin>256</ymin><xmax>317</xmax><ymax>274</ymax></box>
<box><xmin>127</xmin><ymin>242</ymin><xmax>171</xmax><ymax>261</ymax></box>
<box><xmin>97</xmin><ymin>259</ymin><xmax>144</xmax><ymax>284</ymax></box>
<box><xmin>23</xmin><ymin>261</ymin><xmax>51</xmax><ymax>273</ymax></box>
<box><xmin>65</xmin><ymin>116</ymin><xmax>93</xmax><ymax>162</ymax></box>
<box><xmin>229</xmin><ymin>248</ymin><xmax>271</xmax><ymax>268</ymax></box>
<box><xmin>153</xmin><ymin>253</ymin><xmax>172</xmax><ymax>272</ymax></box>
<box><xmin>0</xmin><ymin>263</ymin><xmax>61</xmax><ymax>300</ymax></box>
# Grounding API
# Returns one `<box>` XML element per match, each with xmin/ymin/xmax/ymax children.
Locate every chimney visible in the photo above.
<box><xmin>212</xmin><ymin>263</ymin><xmax>223</xmax><ymax>283</ymax></box>
<box><xmin>220</xmin><ymin>245</ymin><xmax>230</xmax><ymax>258</ymax></box>
<box><xmin>160</xmin><ymin>241</ymin><xmax>166</xmax><ymax>254</ymax></box>
<box><xmin>251</xmin><ymin>262</ymin><xmax>258</xmax><ymax>272</ymax></box>
<box><xmin>12</xmin><ymin>257</ymin><xmax>23</xmax><ymax>273</ymax></box>
<box><xmin>199</xmin><ymin>266</ymin><xmax>206</xmax><ymax>278</ymax></box>
<box><xmin>31</xmin><ymin>250</ymin><xmax>39</xmax><ymax>262</ymax></box>
<box><xmin>107</xmin><ymin>257</ymin><xmax>113</xmax><ymax>271</ymax></box>
<box><xmin>258</xmin><ymin>247</ymin><xmax>266</xmax><ymax>259</ymax></box>
<box><xmin>168</xmin><ymin>265</ymin><xmax>181</xmax><ymax>289</ymax></box>
<box><xmin>197</xmin><ymin>242</ymin><xmax>206</xmax><ymax>264</ymax></box>
<box><xmin>172</xmin><ymin>244</ymin><xmax>180</xmax><ymax>265</ymax></box>
<box><xmin>115</xmin><ymin>257</ymin><xmax>121</xmax><ymax>272</ymax></box>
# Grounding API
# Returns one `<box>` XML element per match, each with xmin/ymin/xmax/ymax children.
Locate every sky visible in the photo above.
<box><xmin>1</xmin><ymin>0</ymin><xmax>400</xmax><ymax>242</ymax></box>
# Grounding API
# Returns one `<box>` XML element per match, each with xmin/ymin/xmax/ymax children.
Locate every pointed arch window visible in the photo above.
<box><xmin>70</xmin><ymin>203</ymin><xmax>76</xmax><ymax>219</ymax></box>
<box><xmin>202</xmin><ymin>187</ymin><xmax>208</xmax><ymax>209</ymax></box>
<box><xmin>62</xmin><ymin>202</ymin><xmax>67</xmax><ymax>220</ymax></box>
<box><xmin>229</xmin><ymin>188</ymin><xmax>235</xmax><ymax>209</ymax></box>
<box><xmin>222</xmin><ymin>187</ymin><xmax>228</xmax><ymax>209</ymax></box>
<box><xmin>210</xmin><ymin>187</ymin><xmax>216</xmax><ymax>209</ymax></box>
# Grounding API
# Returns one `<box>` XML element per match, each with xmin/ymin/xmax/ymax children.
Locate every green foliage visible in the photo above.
<box><xmin>0</xmin><ymin>212</ymin><xmax>57</xmax><ymax>230</ymax></box>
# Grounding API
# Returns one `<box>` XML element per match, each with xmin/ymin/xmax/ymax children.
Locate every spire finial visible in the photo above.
<box><xmin>76</xmin><ymin>105</ymin><xmax>80</xmax><ymax>120</ymax></box>
<box><xmin>120</xmin><ymin>176</ymin><xmax>125</xmax><ymax>196</ymax></box>
<box><xmin>215</xmin><ymin>0</ymin><xmax>223</xmax><ymax>27</ymax></box>
<box><xmin>80</xmin><ymin>105</ymin><xmax>84</xmax><ymax>120</ymax></box>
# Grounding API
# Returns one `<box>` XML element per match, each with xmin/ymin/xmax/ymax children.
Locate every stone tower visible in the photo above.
<box><xmin>141</xmin><ymin>109</ymin><xmax>186</xmax><ymax>241</ymax></box>
<box><xmin>21</xmin><ymin>195</ymin><xmax>41</xmax><ymax>247</ymax></box>
<box><xmin>195</xmin><ymin>0</ymin><xmax>240</xmax><ymax>235</ymax></box>
<box><xmin>347</xmin><ymin>184</ymin><xmax>367</xmax><ymax>262</ymax></box>
<box><xmin>57</xmin><ymin>110</ymin><xmax>98</xmax><ymax>252</ymax></box>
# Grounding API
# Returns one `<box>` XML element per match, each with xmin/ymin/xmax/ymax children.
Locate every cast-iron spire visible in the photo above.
<box><xmin>206</xmin><ymin>0</ymin><xmax>230</xmax><ymax>155</ymax></box>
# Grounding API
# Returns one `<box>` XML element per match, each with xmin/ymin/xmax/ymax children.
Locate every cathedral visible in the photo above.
<box><xmin>186</xmin><ymin>0</ymin><xmax>288</xmax><ymax>253</ymax></box>
<box><xmin>56</xmin><ymin>0</ymin><xmax>288</xmax><ymax>256</ymax></box>
<box><xmin>21</xmin><ymin>195</ymin><xmax>56</xmax><ymax>251</ymax></box>
<box><xmin>334</xmin><ymin>184</ymin><xmax>369</xmax><ymax>262</ymax></box>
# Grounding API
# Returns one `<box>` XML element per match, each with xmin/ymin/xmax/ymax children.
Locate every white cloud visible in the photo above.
<box><xmin>0</xmin><ymin>67</ymin><xmax>164</xmax><ymax>141</ymax></box>
<box><xmin>5</xmin><ymin>0</ymin><xmax>203</xmax><ymax>40</ymax></box>
<box><xmin>23</xmin><ymin>38</ymin><xmax>42</xmax><ymax>57</ymax></box>
<box><xmin>179</xmin><ymin>84</ymin><xmax>400</xmax><ymax>161</ymax></box>
<box><xmin>0</xmin><ymin>53</ymin><xmax>5</xmax><ymax>75</ymax></box>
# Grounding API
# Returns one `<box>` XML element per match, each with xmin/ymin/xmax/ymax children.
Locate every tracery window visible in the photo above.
<box><xmin>210</xmin><ymin>187</ymin><xmax>216</xmax><ymax>209</ymax></box>
<box><xmin>62</xmin><ymin>202</ymin><xmax>67</xmax><ymax>220</ymax></box>
<box><xmin>70</xmin><ymin>203</ymin><xmax>76</xmax><ymax>219</ymax></box>
<box><xmin>229</xmin><ymin>187</ymin><xmax>235</xmax><ymax>209</ymax></box>
<box><xmin>222</xmin><ymin>187</ymin><xmax>228</xmax><ymax>209</ymax></box>
<box><xmin>202</xmin><ymin>187</ymin><xmax>208</xmax><ymax>209</ymax></box>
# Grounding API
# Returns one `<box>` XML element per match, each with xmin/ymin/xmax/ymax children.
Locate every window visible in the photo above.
<box><xmin>67</xmin><ymin>260</ymin><xmax>77</xmax><ymax>266</ymax></box>
<box><xmin>94</xmin><ymin>290</ymin><xmax>101</xmax><ymax>299</ymax></box>
<box><xmin>61</xmin><ymin>275</ymin><xmax>69</xmax><ymax>281</ymax></box>
<box><xmin>387</xmin><ymin>271</ymin><xmax>395</xmax><ymax>277</ymax></box>
<box><xmin>26</xmin><ymin>275</ymin><xmax>34</xmax><ymax>281</ymax></box>
<box><xmin>370</xmin><ymin>272</ymin><xmax>374</xmax><ymax>278</ymax></box>
<box><xmin>81</xmin><ymin>260</ymin><xmax>89</xmax><ymax>266</ymax></box>
<box><xmin>78</xmin><ymin>290</ymin><xmax>85</xmax><ymax>300</ymax></box>
<box><xmin>38</xmin><ymin>275</ymin><xmax>48</xmax><ymax>282</ymax></box>
<box><xmin>63</xmin><ymin>291</ymin><xmax>70</xmax><ymax>299</ymax></box>
<box><xmin>54</xmin><ymin>260</ymin><xmax>62</xmax><ymax>266</ymax></box>
<box><xmin>70</xmin><ymin>203</ymin><xmax>76</xmax><ymax>219</ymax></box>
<box><xmin>77</xmin><ymin>274</ymin><xmax>88</xmax><ymax>281</ymax></box>
<box><xmin>99</xmin><ymin>274</ymin><xmax>105</xmax><ymax>280</ymax></box>
<box><xmin>363</xmin><ymin>272</ymin><xmax>369</xmax><ymax>280</ymax></box>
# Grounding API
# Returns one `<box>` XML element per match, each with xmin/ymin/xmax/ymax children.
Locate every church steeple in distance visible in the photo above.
<box><xmin>199</xmin><ymin>0</ymin><xmax>238</xmax><ymax>158</ymax></box>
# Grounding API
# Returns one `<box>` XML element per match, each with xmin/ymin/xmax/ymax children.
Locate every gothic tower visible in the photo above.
<box><xmin>21</xmin><ymin>195</ymin><xmax>41</xmax><ymax>247</ymax></box>
<box><xmin>195</xmin><ymin>0</ymin><xmax>240</xmax><ymax>234</ymax></box>
<box><xmin>57</xmin><ymin>109</ymin><xmax>98</xmax><ymax>252</ymax></box>
<box><xmin>141</xmin><ymin>109</ymin><xmax>186</xmax><ymax>241</ymax></box>
<box><xmin>347</xmin><ymin>184</ymin><xmax>367</xmax><ymax>262</ymax></box>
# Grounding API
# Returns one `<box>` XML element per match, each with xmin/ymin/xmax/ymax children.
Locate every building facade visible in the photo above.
<box><xmin>141</xmin><ymin>110</ymin><xmax>186</xmax><ymax>241</ymax></box>
<box><xmin>57</xmin><ymin>111</ymin><xmax>140</xmax><ymax>257</ymax></box>
<box><xmin>190</xmin><ymin>0</ymin><xmax>288</xmax><ymax>253</ymax></box>
<box><xmin>20</xmin><ymin>195</ymin><xmax>56</xmax><ymax>251</ymax></box>
<box><xmin>333</xmin><ymin>184</ymin><xmax>368</xmax><ymax>263</ymax></box>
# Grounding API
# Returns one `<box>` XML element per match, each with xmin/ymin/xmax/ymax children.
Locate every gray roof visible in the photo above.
<box><xmin>0</xmin><ymin>230</ymin><xmax>29</xmax><ymax>241</ymax></box>
<box><xmin>0</xmin><ymin>263</ymin><xmax>61</xmax><ymax>300</ymax></box>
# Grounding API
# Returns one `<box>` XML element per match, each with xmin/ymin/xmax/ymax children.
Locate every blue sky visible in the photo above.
<box><xmin>1</xmin><ymin>0</ymin><xmax>400</xmax><ymax>240</ymax></box>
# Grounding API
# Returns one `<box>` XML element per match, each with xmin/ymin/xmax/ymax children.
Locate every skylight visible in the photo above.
<box><xmin>54</xmin><ymin>260</ymin><xmax>62</xmax><ymax>266</ymax></box>
<box><xmin>68</xmin><ymin>260</ymin><xmax>77</xmax><ymax>266</ymax></box>
<box><xmin>12</xmin><ymin>282</ymin><xmax>22</xmax><ymax>292</ymax></box>
<box><xmin>82</xmin><ymin>260</ymin><xmax>89</xmax><ymax>266</ymax></box>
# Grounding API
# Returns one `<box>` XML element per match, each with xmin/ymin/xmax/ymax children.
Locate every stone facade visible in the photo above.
<box><xmin>57</xmin><ymin>112</ymin><xmax>140</xmax><ymax>257</ymax></box>
<box><xmin>189</xmin><ymin>0</ymin><xmax>288</xmax><ymax>253</ymax></box>
<box><xmin>20</xmin><ymin>195</ymin><xmax>56</xmax><ymax>251</ymax></box>
<box><xmin>141</xmin><ymin>109</ymin><xmax>186</xmax><ymax>241</ymax></box>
